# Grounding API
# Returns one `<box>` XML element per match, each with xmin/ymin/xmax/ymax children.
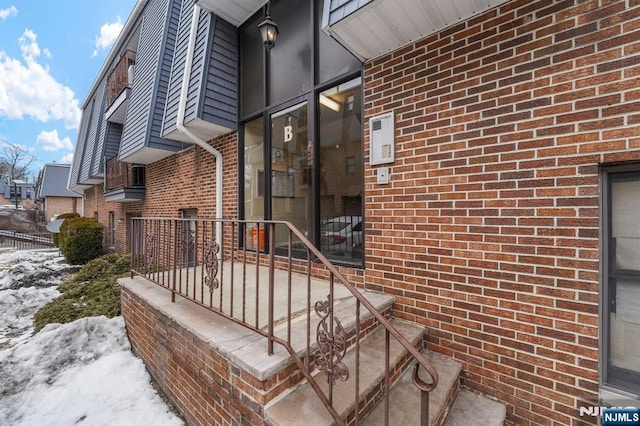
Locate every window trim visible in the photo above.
<box><xmin>600</xmin><ymin>163</ymin><xmax>640</xmax><ymax>398</ymax></box>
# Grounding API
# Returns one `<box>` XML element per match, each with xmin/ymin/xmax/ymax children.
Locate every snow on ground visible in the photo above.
<box><xmin>0</xmin><ymin>286</ymin><xmax>60</xmax><ymax>347</ymax></box>
<box><xmin>0</xmin><ymin>249</ymin><xmax>185</xmax><ymax>426</ymax></box>
<box><xmin>0</xmin><ymin>249</ymin><xmax>77</xmax><ymax>290</ymax></box>
<box><xmin>0</xmin><ymin>249</ymin><xmax>74</xmax><ymax>348</ymax></box>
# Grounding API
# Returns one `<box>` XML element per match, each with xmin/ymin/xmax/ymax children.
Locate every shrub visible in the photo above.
<box><xmin>60</xmin><ymin>217</ymin><xmax>104</xmax><ymax>264</ymax></box>
<box><xmin>34</xmin><ymin>254</ymin><xmax>131</xmax><ymax>332</ymax></box>
<box><xmin>52</xmin><ymin>212</ymin><xmax>80</xmax><ymax>247</ymax></box>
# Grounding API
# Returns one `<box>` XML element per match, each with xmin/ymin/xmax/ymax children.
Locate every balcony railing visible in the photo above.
<box><xmin>130</xmin><ymin>217</ymin><xmax>438</xmax><ymax>424</ymax></box>
<box><xmin>106</xmin><ymin>50</ymin><xmax>135</xmax><ymax>108</ymax></box>
<box><xmin>105</xmin><ymin>156</ymin><xmax>145</xmax><ymax>192</ymax></box>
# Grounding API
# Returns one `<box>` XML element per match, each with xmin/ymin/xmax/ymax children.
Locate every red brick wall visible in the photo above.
<box><xmin>363</xmin><ymin>0</ymin><xmax>640</xmax><ymax>424</ymax></box>
<box><xmin>121</xmin><ymin>289</ymin><xmax>268</xmax><ymax>425</ymax></box>
<box><xmin>83</xmin><ymin>133</ymin><xmax>238</xmax><ymax>253</ymax></box>
<box><xmin>43</xmin><ymin>197</ymin><xmax>80</xmax><ymax>222</ymax></box>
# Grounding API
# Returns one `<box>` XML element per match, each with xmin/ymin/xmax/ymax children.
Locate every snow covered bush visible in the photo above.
<box><xmin>33</xmin><ymin>254</ymin><xmax>130</xmax><ymax>332</ymax></box>
<box><xmin>59</xmin><ymin>217</ymin><xmax>104</xmax><ymax>264</ymax></box>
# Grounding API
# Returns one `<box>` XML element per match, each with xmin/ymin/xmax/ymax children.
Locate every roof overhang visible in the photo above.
<box><xmin>323</xmin><ymin>0</ymin><xmax>511</xmax><ymax>62</ymax></box>
<box><xmin>194</xmin><ymin>0</ymin><xmax>266</xmax><ymax>26</ymax></box>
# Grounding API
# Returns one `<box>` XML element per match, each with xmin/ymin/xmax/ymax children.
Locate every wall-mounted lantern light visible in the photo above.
<box><xmin>258</xmin><ymin>3</ymin><xmax>278</xmax><ymax>50</ymax></box>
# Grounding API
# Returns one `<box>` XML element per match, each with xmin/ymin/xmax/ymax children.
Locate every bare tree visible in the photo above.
<box><xmin>0</xmin><ymin>145</ymin><xmax>35</xmax><ymax>182</ymax></box>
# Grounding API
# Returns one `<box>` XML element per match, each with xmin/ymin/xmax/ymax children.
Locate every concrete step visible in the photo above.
<box><xmin>362</xmin><ymin>350</ymin><xmax>462</xmax><ymax>426</ymax></box>
<box><xmin>264</xmin><ymin>319</ymin><xmax>426</xmax><ymax>426</ymax></box>
<box><xmin>362</xmin><ymin>349</ymin><xmax>506</xmax><ymax>426</ymax></box>
<box><xmin>443</xmin><ymin>389</ymin><xmax>506</xmax><ymax>426</ymax></box>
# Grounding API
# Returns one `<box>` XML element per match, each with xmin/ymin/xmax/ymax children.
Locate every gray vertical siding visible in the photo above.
<box><xmin>69</xmin><ymin>105</ymin><xmax>91</xmax><ymax>190</ymax></box>
<box><xmin>69</xmin><ymin>9</ymin><xmax>145</xmax><ymax>189</ymax></box>
<box><xmin>104</xmin><ymin>122</ymin><xmax>123</xmax><ymax>161</ymax></box>
<box><xmin>200</xmin><ymin>16</ymin><xmax>237</xmax><ymax>129</ymax></box>
<box><xmin>77</xmin><ymin>98</ymin><xmax>95</xmax><ymax>183</ymax></box>
<box><xmin>119</xmin><ymin>0</ymin><xmax>185</xmax><ymax>161</ymax></box>
<box><xmin>89</xmin><ymin>81</ymin><xmax>108</xmax><ymax>179</ymax></box>
<box><xmin>162</xmin><ymin>1</ymin><xmax>237</xmax><ymax>138</ymax></box>
<box><xmin>161</xmin><ymin>0</ymin><xmax>193</xmax><ymax>136</ymax></box>
<box><xmin>183</xmin><ymin>8</ymin><xmax>212</xmax><ymax>125</ymax></box>
<box><xmin>80</xmin><ymin>81</ymin><xmax>106</xmax><ymax>183</ymax></box>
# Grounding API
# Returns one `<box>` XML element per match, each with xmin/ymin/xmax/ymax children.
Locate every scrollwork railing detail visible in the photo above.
<box><xmin>314</xmin><ymin>297</ymin><xmax>349</xmax><ymax>384</ymax></box>
<box><xmin>144</xmin><ymin>233</ymin><xmax>154</xmax><ymax>271</ymax></box>
<box><xmin>203</xmin><ymin>237</ymin><xmax>220</xmax><ymax>292</ymax></box>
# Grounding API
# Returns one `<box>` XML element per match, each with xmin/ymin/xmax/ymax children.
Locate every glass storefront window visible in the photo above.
<box><xmin>271</xmin><ymin>103</ymin><xmax>309</xmax><ymax>244</ymax></box>
<box><xmin>318</xmin><ymin>78</ymin><xmax>363</xmax><ymax>265</ymax></box>
<box><xmin>244</xmin><ymin>116</ymin><xmax>264</xmax><ymax>221</ymax></box>
<box><xmin>239</xmin><ymin>0</ymin><xmax>363</xmax><ymax>266</ymax></box>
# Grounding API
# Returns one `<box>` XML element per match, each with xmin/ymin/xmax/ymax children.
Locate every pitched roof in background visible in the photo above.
<box><xmin>38</xmin><ymin>164</ymin><xmax>83</xmax><ymax>198</ymax></box>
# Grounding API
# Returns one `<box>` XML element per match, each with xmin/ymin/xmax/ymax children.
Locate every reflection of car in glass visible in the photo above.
<box><xmin>320</xmin><ymin>216</ymin><xmax>362</xmax><ymax>253</ymax></box>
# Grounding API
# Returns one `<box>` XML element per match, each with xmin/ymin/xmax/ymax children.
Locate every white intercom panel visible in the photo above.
<box><xmin>369</xmin><ymin>112</ymin><xmax>395</xmax><ymax>165</ymax></box>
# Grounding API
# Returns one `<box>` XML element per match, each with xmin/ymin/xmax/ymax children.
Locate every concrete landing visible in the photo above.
<box><xmin>120</xmin><ymin>275</ymin><xmax>393</xmax><ymax>381</ymax></box>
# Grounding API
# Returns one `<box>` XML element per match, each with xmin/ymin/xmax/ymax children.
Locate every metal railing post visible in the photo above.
<box><xmin>267</xmin><ymin>221</ymin><xmax>275</xmax><ymax>356</ymax></box>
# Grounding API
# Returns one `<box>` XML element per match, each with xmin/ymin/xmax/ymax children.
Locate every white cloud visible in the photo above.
<box><xmin>92</xmin><ymin>18</ymin><xmax>123</xmax><ymax>57</ymax></box>
<box><xmin>0</xmin><ymin>6</ymin><xmax>18</xmax><ymax>20</ymax></box>
<box><xmin>36</xmin><ymin>130</ymin><xmax>73</xmax><ymax>152</ymax></box>
<box><xmin>19</xmin><ymin>29</ymin><xmax>52</xmax><ymax>62</ymax></box>
<box><xmin>58</xmin><ymin>153</ymin><xmax>74</xmax><ymax>164</ymax></box>
<box><xmin>0</xmin><ymin>29</ymin><xmax>81</xmax><ymax>129</ymax></box>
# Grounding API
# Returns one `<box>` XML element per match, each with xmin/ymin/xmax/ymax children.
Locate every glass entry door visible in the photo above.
<box><xmin>606</xmin><ymin>172</ymin><xmax>640</xmax><ymax>395</ymax></box>
<box><xmin>270</xmin><ymin>102</ymin><xmax>309</xmax><ymax>248</ymax></box>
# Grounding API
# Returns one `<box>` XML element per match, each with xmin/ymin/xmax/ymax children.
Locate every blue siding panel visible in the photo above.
<box><xmin>80</xmin><ymin>81</ymin><xmax>106</xmax><ymax>183</ymax></box>
<box><xmin>183</xmin><ymin>7</ymin><xmax>210</xmax><ymax>125</ymax></box>
<box><xmin>89</xmin><ymin>81</ymin><xmax>108</xmax><ymax>179</ymax></box>
<box><xmin>161</xmin><ymin>0</ymin><xmax>193</xmax><ymax>137</ymax></box>
<box><xmin>162</xmin><ymin>0</ymin><xmax>238</xmax><ymax>138</ymax></box>
<box><xmin>120</xmin><ymin>0</ymin><xmax>185</xmax><ymax>161</ymax></box>
<box><xmin>199</xmin><ymin>16</ymin><xmax>237</xmax><ymax>129</ymax></box>
<box><xmin>69</xmin><ymin>105</ymin><xmax>92</xmax><ymax>190</ymax></box>
<box><xmin>104</xmin><ymin>122</ymin><xmax>123</xmax><ymax>161</ymax></box>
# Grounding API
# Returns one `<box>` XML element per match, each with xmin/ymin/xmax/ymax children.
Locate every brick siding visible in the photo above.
<box><xmin>362</xmin><ymin>0</ymin><xmax>640</xmax><ymax>424</ymax></box>
<box><xmin>43</xmin><ymin>197</ymin><xmax>80</xmax><ymax>223</ymax></box>
<box><xmin>84</xmin><ymin>133</ymin><xmax>238</xmax><ymax>254</ymax></box>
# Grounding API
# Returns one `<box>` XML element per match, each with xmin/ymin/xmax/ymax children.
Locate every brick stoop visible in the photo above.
<box><xmin>121</xmin><ymin>275</ymin><xmax>505</xmax><ymax>425</ymax></box>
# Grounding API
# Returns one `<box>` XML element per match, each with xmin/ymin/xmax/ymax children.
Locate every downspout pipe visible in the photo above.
<box><xmin>176</xmin><ymin>3</ymin><xmax>223</xmax><ymax>252</ymax></box>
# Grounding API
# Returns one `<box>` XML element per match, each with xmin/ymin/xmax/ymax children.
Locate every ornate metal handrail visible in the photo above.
<box><xmin>130</xmin><ymin>217</ymin><xmax>438</xmax><ymax>424</ymax></box>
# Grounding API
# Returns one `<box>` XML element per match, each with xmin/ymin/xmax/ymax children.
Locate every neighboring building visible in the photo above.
<box><xmin>36</xmin><ymin>164</ymin><xmax>82</xmax><ymax>222</ymax></box>
<box><xmin>69</xmin><ymin>0</ymin><xmax>640</xmax><ymax>424</ymax></box>
<box><xmin>0</xmin><ymin>179</ymin><xmax>35</xmax><ymax>209</ymax></box>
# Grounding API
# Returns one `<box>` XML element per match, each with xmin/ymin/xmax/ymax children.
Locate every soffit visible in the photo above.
<box><xmin>194</xmin><ymin>0</ymin><xmax>266</xmax><ymax>26</ymax></box>
<box><xmin>324</xmin><ymin>0</ymin><xmax>511</xmax><ymax>61</ymax></box>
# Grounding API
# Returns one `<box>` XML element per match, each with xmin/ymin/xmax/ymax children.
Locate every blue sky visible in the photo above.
<box><xmin>0</xmin><ymin>0</ymin><xmax>137</xmax><ymax>179</ymax></box>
